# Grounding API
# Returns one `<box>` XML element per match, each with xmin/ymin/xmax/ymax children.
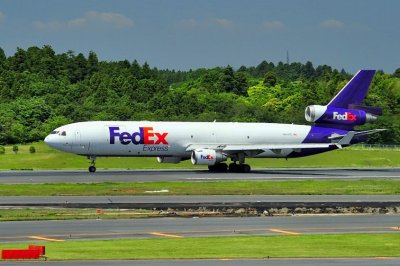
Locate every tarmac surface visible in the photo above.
<box><xmin>1</xmin><ymin>215</ymin><xmax>399</xmax><ymax>243</ymax></box>
<box><xmin>0</xmin><ymin>168</ymin><xmax>399</xmax><ymax>183</ymax></box>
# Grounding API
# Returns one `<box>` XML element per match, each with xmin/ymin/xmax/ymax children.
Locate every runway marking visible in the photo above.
<box><xmin>28</xmin><ymin>235</ymin><xmax>65</xmax><ymax>242</ymax></box>
<box><xmin>375</xmin><ymin>257</ymin><xmax>393</xmax><ymax>260</ymax></box>
<box><xmin>150</xmin><ymin>232</ymin><xmax>183</xmax><ymax>238</ymax></box>
<box><xmin>220</xmin><ymin>258</ymin><xmax>235</xmax><ymax>261</ymax></box>
<box><xmin>269</xmin><ymin>229</ymin><xmax>302</xmax><ymax>235</ymax></box>
<box><xmin>389</xmin><ymin>226</ymin><xmax>400</xmax><ymax>230</ymax></box>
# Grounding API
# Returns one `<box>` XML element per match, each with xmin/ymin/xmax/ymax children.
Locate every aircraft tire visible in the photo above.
<box><xmin>89</xmin><ymin>166</ymin><xmax>96</xmax><ymax>173</ymax></box>
<box><xmin>241</xmin><ymin>164</ymin><xmax>251</xmax><ymax>173</ymax></box>
<box><xmin>229</xmin><ymin>163</ymin><xmax>240</xmax><ymax>172</ymax></box>
<box><xmin>208</xmin><ymin>163</ymin><xmax>228</xmax><ymax>172</ymax></box>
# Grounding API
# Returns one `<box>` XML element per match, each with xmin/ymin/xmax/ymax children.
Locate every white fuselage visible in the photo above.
<box><xmin>44</xmin><ymin>121</ymin><xmax>313</xmax><ymax>159</ymax></box>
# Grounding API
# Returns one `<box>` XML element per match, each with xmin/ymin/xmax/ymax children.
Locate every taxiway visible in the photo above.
<box><xmin>0</xmin><ymin>215</ymin><xmax>399</xmax><ymax>243</ymax></box>
<box><xmin>0</xmin><ymin>168</ymin><xmax>399</xmax><ymax>183</ymax></box>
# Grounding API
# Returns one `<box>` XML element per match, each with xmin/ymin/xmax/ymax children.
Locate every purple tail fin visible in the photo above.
<box><xmin>305</xmin><ymin>70</ymin><xmax>380</xmax><ymax>130</ymax></box>
<box><xmin>327</xmin><ymin>70</ymin><xmax>375</xmax><ymax>108</ymax></box>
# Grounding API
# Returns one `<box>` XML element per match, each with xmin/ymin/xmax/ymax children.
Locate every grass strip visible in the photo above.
<box><xmin>0</xmin><ymin>180</ymin><xmax>399</xmax><ymax>196</ymax></box>
<box><xmin>0</xmin><ymin>208</ymin><xmax>162</xmax><ymax>221</ymax></box>
<box><xmin>1</xmin><ymin>142</ymin><xmax>400</xmax><ymax>170</ymax></box>
<box><xmin>1</xmin><ymin>234</ymin><xmax>399</xmax><ymax>260</ymax></box>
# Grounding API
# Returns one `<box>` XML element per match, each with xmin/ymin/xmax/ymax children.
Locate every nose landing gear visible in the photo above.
<box><xmin>88</xmin><ymin>156</ymin><xmax>96</xmax><ymax>173</ymax></box>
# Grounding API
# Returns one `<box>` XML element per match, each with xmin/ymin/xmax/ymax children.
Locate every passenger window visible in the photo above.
<box><xmin>61</xmin><ymin>131</ymin><xmax>67</xmax><ymax>136</ymax></box>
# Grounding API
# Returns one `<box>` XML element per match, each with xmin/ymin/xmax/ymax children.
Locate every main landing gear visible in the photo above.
<box><xmin>88</xmin><ymin>155</ymin><xmax>96</xmax><ymax>173</ymax></box>
<box><xmin>228</xmin><ymin>163</ymin><xmax>251</xmax><ymax>173</ymax></box>
<box><xmin>208</xmin><ymin>163</ymin><xmax>251</xmax><ymax>173</ymax></box>
<box><xmin>208</xmin><ymin>153</ymin><xmax>251</xmax><ymax>173</ymax></box>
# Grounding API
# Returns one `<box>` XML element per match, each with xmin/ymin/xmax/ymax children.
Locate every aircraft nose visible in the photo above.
<box><xmin>44</xmin><ymin>134</ymin><xmax>56</xmax><ymax>147</ymax></box>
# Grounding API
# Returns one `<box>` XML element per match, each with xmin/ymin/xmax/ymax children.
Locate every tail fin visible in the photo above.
<box><xmin>327</xmin><ymin>70</ymin><xmax>375</xmax><ymax>108</ymax></box>
<box><xmin>305</xmin><ymin>70</ymin><xmax>381</xmax><ymax>129</ymax></box>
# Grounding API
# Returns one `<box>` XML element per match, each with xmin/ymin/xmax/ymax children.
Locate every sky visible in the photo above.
<box><xmin>0</xmin><ymin>0</ymin><xmax>399</xmax><ymax>73</ymax></box>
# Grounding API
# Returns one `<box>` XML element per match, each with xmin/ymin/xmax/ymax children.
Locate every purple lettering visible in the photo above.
<box><xmin>109</xmin><ymin>127</ymin><xmax>120</xmax><ymax>144</ymax></box>
<box><xmin>108</xmin><ymin>126</ymin><xmax>169</xmax><ymax>146</ymax></box>
<box><xmin>119</xmin><ymin>132</ymin><xmax>132</xmax><ymax>145</ymax></box>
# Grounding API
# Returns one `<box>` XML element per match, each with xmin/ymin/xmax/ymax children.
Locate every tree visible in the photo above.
<box><xmin>0</xmin><ymin>47</ymin><xmax>6</xmax><ymax>68</ymax></box>
<box><xmin>264</xmin><ymin>71</ymin><xmax>277</xmax><ymax>87</ymax></box>
<box><xmin>12</xmin><ymin>145</ymin><xmax>18</xmax><ymax>154</ymax></box>
<box><xmin>393</xmin><ymin>68</ymin><xmax>400</xmax><ymax>78</ymax></box>
<box><xmin>87</xmin><ymin>51</ymin><xmax>99</xmax><ymax>76</ymax></box>
<box><xmin>219</xmin><ymin>66</ymin><xmax>236</xmax><ymax>93</ymax></box>
<box><xmin>29</xmin><ymin>146</ymin><xmax>36</xmax><ymax>154</ymax></box>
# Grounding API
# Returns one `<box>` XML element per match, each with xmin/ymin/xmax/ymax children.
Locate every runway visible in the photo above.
<box><xmin>0</xmin><ymin>168</ymin><xmax>400</xmax><ymax>183</ymax></box>
<box><xmin>0</xmin><ymin>215</ymin><xmax>399</xmax><ymax>243</ymax></box>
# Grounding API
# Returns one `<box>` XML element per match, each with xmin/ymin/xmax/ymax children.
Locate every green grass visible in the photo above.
<box><xmin>1</xmin><ymin>180</ymin><xmax>400</xmax><ymax>196</ymax></box>
<box><xmin>1</xmin><ymin>234</ymin><xmax>399</xmax><ymax>260</ymax></box>
<box><xmin>1</xmin><ymin>142</ymin><xmax>400</xmax><ymax>170</ymax></box>
<box><xmin>0</xmin><ymin>208</ymin><xmax>161</xmax><ymax>221</ymax></box>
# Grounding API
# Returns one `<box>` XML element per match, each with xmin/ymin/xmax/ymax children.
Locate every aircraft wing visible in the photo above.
<box><xmin>186</xmin><ymin>143</ymin><xmax>338</xmax><ymax>155</ymax></box>
<box><xmin>186</xmin><ymin>129</ymin><xmax>385</xmax><ymax>154</ymax></box>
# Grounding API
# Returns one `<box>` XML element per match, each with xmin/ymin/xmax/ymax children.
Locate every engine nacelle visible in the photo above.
<box><xmin>305</xmin><ymin>105</ymin><xmax>377</xmax><ymax>126</ymax></box>
<box><xmin>191</xmin><ymin>149</ymin><xmax>227</xmax><ymax>165</ymax></box>
<box><xmin>157</xmin><ymin>156</ymin><xmax>182</xmax><ymax>164</ymax></box>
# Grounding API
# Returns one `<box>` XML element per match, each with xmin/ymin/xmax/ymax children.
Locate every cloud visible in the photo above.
<box><xmin>319</xmin><ymin>19</ymin><xmax>345</xmax><ymax>29</ymax></box>
<box><xmin>262</xmin><ymin>20</ymin><xmax>285</xmax><ymax>31</ymax></box>
<box><xmin>85</xmin><ymin>11</ymin><xmax>134</xmax><ymax>29</ymax></box>
<box><xmin>212</xmin><ymin>18</ymin><xmax>234</xmax><ymax>29</ymax></box>
<box><xmin>33</xmin><ymin>11</ymin><xmax>134</xmax><ymax>31</ymax></box>
<box><xmin>177</xmin><ymin>18</ymin><xmax>234</xmax><ymax>29</ymax></box>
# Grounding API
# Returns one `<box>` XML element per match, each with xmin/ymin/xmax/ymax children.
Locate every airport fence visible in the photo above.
<box><xmin>350</xmin><ymin>144</ymin><xmax>400</xmax><ymax>150</ymax></box>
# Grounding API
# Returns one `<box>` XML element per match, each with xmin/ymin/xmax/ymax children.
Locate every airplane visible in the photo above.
<box><xmin>45</xmin><ymin>70</ymin><xmax>385</xmax><ymax>173</ymax></box>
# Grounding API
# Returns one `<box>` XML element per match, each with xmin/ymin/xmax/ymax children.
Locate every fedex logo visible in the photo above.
<box><xmin>332</xmin><ymin>112</ymin><xmax>357</xmax><ymax>121</ymax></box>
<box><xmin>109</xmin><ymin>127</ymin><xmax>168</xmax><ymax>145</ymax></box>
<box><xmin>200</xmin><ymin>154</ymin><xmax>214</xmax><ymax>160</ymax></box>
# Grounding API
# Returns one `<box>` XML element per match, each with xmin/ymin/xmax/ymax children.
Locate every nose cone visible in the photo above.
<box><xmin>44</xmin><ymin>134</ymin><xmax>60</xmax><ymax>149</ymax></box>
<box><xmin>44</xmin><ymin>135</ymin><xmax>51</xmax><ymax>145</ymax></box>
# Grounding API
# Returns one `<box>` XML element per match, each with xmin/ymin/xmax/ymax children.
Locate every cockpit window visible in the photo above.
<box><xmin>61</xmin><ymin>131</ymin><xmax>67</xmax><ymax>136</ymax></box>
<box><xmin>51</xmin><ymin>131</ymin><xmax>59</xmax><ymax>134</ymax></box>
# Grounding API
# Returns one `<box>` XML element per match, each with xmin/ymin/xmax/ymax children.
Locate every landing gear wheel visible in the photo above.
<box><xmin>240</xmin><ymin>164</ymin><xmax>251</xmax><ymax>173</ymax></box>
<box><xmin>208</xmin><ymin>163</ymin><xmax>228</xmax><ymax>172</ymax></box>
<box><xmin>229</xmin><ymin>163</ymin><xmax>240</xmax><ymax>172</ymax></box>
<box><xmin>229</xmin><ymin>163</ymin><xmax>251</xmax><ymax>173</ymax></box>
<box><xmin>88</xmin><ymin>155</ymin><xmax>97</xmax><ymax>173</ymax></box>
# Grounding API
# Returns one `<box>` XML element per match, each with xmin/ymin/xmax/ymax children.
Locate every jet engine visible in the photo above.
<box><xmin>157</xmin><ymin>156</ymin><xmax>182</xmax><ymax>164</ymax></box>
<box><xmin>305</xmin><ymin>105</ymin><xmax>379</xmax><ymax>127</ymax></box>
<box><xmin>191</xmin><ymin>149</ymin><xmax>227</xmax><ymax>165</ymax></box>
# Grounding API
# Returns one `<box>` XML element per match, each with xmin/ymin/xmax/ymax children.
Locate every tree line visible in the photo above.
<box><xmin>0</xmin><ymin>45</ymin><xmax>399</xmax><ymax>144</ymax></box>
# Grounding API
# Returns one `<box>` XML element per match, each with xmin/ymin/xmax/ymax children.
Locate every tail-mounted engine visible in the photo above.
<box><xmin>305</xmin><ymin>105</ymin><xmax>381</xmax><ymax>127</ymax></box>
<box><xmin>191</xmin><ymin>149</ymin><xmax>227</xmax><ymax>165</ymax></box>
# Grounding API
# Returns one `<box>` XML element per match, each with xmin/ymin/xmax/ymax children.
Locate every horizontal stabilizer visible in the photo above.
<box><xmin>328</xmin><ymin>129</ymin><xmax>387</xmax><ymax>140</ymax></box>
<box><xmin>337</xmin><ymin>131</ymin><xmax>355</xmax><ymax>145</ymax></box>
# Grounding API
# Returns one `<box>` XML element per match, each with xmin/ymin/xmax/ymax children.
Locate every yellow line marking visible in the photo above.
<box><xmin>28</xmin><ymin>236</ymin><xmax>65</xmax><ymax>242</ymax></box>
<box><xmin>389</xmin><ymin>226</ymin><xmax>400</xmax><ymax>230</ymax></box>
<box><xmin>269</xmin><ymin>229</ymin><xmax>302</xmax><ymax>235</ymax></box>
<box><xmin>150</xmin><ymin>232</ymin><xmax>183</xmax><ymax>238</ymax></box>
<box><xmin>220</xmin><ymin>258</ymin><xmax>235</xmax><ymax>261</ymax></box>
<box><xmin>375</xmin><ymin>257</ymin><xmax>393</xmax><ymax>260</ymax></box>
